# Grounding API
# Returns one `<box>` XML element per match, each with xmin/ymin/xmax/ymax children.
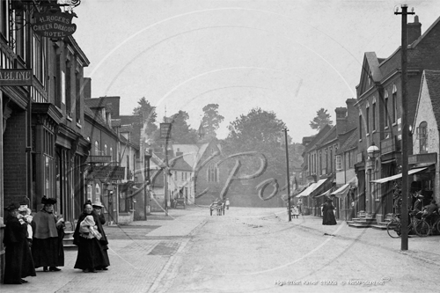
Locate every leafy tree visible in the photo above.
<box><xmin>309</xmin><ymin>108</ymin><xmax>333</xmax><ymax>131</ymax></box>
<box><xmin>200</xmin><ymin>104</ymin><xmax>224</xmax><ymax>139</ymax></box>
<box><xmin>223</xmin><ymin>108</ymin><xmax>287</xmax><ymax>176</ymax></box>
<box><xmin>169</xmin><ymin>110</ymin><xmax>198</xmax><ymax>144</ymax></box>
<box><xmin>132</xmin><ymin>97</ymin><xmax>158</xmax><ymax>135</ymax></box>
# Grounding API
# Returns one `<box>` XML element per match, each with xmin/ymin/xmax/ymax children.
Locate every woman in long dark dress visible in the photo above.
<box><xmin>32</xmin><ymin>196</ymin><xmax>64</xmax><ymax>272</ymax></box>
<box><xmin>73</xmin><ymin>201</ymin><xmax>110</xmax><ymax>273</ymax></box>
<box><xmin>323</xmin><ymin>199</ymin><xmax>337</xmax><ymax>225</ymax></box>
<box><xmin>92</xmin><ymin>200</ymin><xmax>110</xmax><ymax>270</ymax></box>
<box><xmin>3</xmin><ymin>203</ymin><xmax>36</xmax><ymax>284</ymax></box>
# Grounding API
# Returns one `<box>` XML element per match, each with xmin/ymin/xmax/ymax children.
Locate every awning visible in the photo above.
<box><xmin>316</xmin><ymin>189</ymin><xmax>332</xmax><ymax>198</ymax></box>
<box><xmin>371</xmin><ymin>167</ymin><xmax>428</xmax><ymax>184</ymax></box>
<box><xmin>331</xmin><ymin>183</ymin><xmax>350</xmax><ymax>198</ymax></box>
<box><xmin>295</xmin><ymin>178</ymin><xmax>328</xmax><ymax>197</ymax></box>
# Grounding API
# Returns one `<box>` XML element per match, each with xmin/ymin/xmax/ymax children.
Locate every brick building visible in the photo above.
<box><xmin>354</xmin><ymin>15</ymin><xmax>440</xmax><ymax>222</ymax></box>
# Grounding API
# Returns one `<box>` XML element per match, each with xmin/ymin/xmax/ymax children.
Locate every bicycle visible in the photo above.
<box><xmin>386</xmin><ymin>213</ymin><xmax>423</xmax><ymax>238</ymax></box>
<box><xmin>415</xmin><ymin>210</ymin><xmax>440</xmax><ymax>237</ymax></box>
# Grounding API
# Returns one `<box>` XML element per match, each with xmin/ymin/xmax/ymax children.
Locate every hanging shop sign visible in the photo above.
<box><xmin>32</xmin><ymin>12</ymin><xmax>77</xmax><ymax>38</ymax></box>
<box><xmin>87</xmin><ymin>166</ymin><xmax>125</xmax><ymax>181</ymax></box>
<box><xmin>0</xmin><ymin>69</ymin><xmax>33</xmax><ymax>86</ymax></box>
<box><xmin>87</xmin><ymin>155</ymin><xmax>112</xmax><ymax>164</ymax></box>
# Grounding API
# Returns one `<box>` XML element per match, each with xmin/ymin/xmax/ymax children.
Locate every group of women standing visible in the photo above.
<box><xmin>73</xmin><ymin>200</ymin><xmax>110</xmax><ymax>273</ymax></box>
<box><xmin>3</xmin><ymin>197</ymin><xmax>110</xmax><ymax>285</ymax></box>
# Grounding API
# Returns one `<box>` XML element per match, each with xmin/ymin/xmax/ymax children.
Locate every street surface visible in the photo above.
<box><xmin>1</xmin><ymin>206</ymin><xmax>439</xmax><ymax>293</ymax></box>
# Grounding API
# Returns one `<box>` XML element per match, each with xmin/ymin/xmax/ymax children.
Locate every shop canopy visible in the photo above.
<box><xmin>370</xmin><ymin>167</ymin><xmax>427</xmax><ymax>184</ymax></box>
<box><xmin>315</xmin><ymin>189</ymin><xmax>332</xmax><ymax>198</ymax></box>
<box><xmin>331</xmin><ymin>183</ymin><xmax>350</xmax><ymax>198</ymax></box>
<box><xmin>295</xmin><ymin>178</ymin><xmax>328</xmax><ymax>198</ymax></box>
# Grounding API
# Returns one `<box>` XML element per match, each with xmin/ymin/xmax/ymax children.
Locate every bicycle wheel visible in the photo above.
<box><xmin>387</xmin><ymin>220</ymin><xmax>401</xmax><ymax>238</ymax></box>
<box><xmin>415</xmin><ymin>220</ymin><xmax>430</xmax><ymax>237</ymax></box>
<box><xmin>433</xmin><ymin>219</ymin><xmax>440</xmax><ymax>235</ymax></box>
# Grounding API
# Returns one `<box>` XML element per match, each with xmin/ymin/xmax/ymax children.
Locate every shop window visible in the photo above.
<box><xmin>94</xmin><ymin>141</ymin><xmax>99</xmax><ymax>155</ymax></box>
<box><xmin>43</xmin><ymin>129</ymin><xmax>55</xmax><ymax>198</ymax></box>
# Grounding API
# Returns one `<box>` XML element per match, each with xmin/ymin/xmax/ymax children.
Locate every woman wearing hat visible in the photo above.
<box><xmin>3</xmin><ymin>203</ymin><xmax>36</xmax><ymax>284</ymax></box>
<box><xmin>32</xmin><ymin>196</ymin><xmax>65</xmax><ymax>272</ymax></box>
<box><xmin>322</xmin><ymin>198</ymin><xmax>337</xmax><ymax>225</ymax></box>
<box><xmin>73</xmin><ymin>200</ymin><xmax>110</xmax><ymax>273</ymax></box>
<box><xmin>92</xmin><ymin>200</ymin><xmax>110</xmax><ymax>270</ymax></box>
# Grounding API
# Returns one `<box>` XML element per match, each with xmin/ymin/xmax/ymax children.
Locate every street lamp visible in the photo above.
<box><xmin>160</xmin><ymin>122</ymin><xmax>172</xmax><ymax>215</ymax></box>
<box><xmin>367</xmin><ymin>142</ymin><xmax>380</xmax><ymax>215</ymax></box>
<box><xmin>144</xmin><ymin>147</ymin><xmax>152</xmax><ymax>220</ymax></box>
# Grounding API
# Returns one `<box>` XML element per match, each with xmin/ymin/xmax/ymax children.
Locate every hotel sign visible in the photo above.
<box><xmin>0</xmin><ymin>69</ymin><xmax>33</xmax><ymax>86</ymax></box>
<box><xmin>32</xmin><ymin>12</ymin><xmax>77</xmax><ymax>38</ymax></box>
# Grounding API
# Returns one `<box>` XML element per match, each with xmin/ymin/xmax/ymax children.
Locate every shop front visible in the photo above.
<box><xmin>85</xmin><ymin>160</ymin><xmax>125</xmax><ymax>224</ymax></box>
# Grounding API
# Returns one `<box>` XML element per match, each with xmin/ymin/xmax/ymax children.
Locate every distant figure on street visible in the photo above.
<box><xmin>322</xmin><ymin>199</ymin><xmax>337</xmax><ymax>225</ymax></box>
<box><xmin>291</xmin><ymin>205</ymin><xmax>299</xmax><ymax>219</ymax></box>
<box><xmin>225</xmin><ymin>198</ymin><xmax>230</xmax><ymax>210</ymax></box>
<box><xmin>32</xmin><ymin>196</ymin><xmax>64</xmax><ymax>272</ymax></box>
<box><xmin>73</xmin><ymin>200</ymin><xmax>110</xmax><ymax>273</ymax></box>
<box><xmin>92</xmin><ymin>200</ymin><xmax>110</xmax><ymax>271</ymax></box>
<box><xmin>3</xmin><ymin>202</ymin><xmax>36</xmax><ymax>284</ymax></box>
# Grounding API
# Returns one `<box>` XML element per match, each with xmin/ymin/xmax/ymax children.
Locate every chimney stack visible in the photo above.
<box><xmin>335</xmin><ymin>107</ymin><xmax>348</xmax><ymax>135</ymax></box>
<box><xmin>407</xmin><ymin>15</ymin><xmax>422</xmax><ymax>45</ymax></box>
<box><xmin>83</xmin><ymin>77</ymin><xmax>92</xmax><ymax>99</ymax></box>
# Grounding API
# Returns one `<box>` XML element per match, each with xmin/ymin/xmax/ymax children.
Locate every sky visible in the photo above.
<box><xmin>72</xmin><ymin>0</ymin><xmax>439</xmax><ymax>143</ymax></box>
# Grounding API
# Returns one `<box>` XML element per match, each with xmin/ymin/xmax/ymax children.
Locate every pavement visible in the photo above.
<box><xmin>0</xmin><ymin>206</ymin><xmax>208</xmax><ymax>293</ymax></box>
<box><xmin>1</xmin><ymin>206</ymin><xmax>439</xmax><ymax>293</ymax></box>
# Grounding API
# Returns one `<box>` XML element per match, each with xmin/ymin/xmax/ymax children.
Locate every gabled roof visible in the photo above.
<box><xmin>410</xmin><ymin>16</ymin><xmax>440</xmax><ymax>49</ymax></box>
<box><xmin>357</xmin><ymin>52</ymin><xmax>383</xmax><ymax>96</ymax></box>
<box><xmin>423</xmin><ymin>70</ymin><xmax>440</xmax><ymax>127</ymax></box>
<box><xmin>172</xmin><ymin>144</ymin><xmax>200</xmax><ymax>168</ymax></box>
<box><xmin>365</xmin><ymin>52</ymin><xmax>383</xmax><ymax>82</ymax></box>
<box><xmin>337</xmin><ymin>128</ymin><xmax>358</xmax><ymax>154</ymax></box>
<box><xmin>303</xmin><ymin>124</ymin><xmax>332</xmax><ymax>153</ymax></box>
<box><xmin>170</xmin><ymin>157</ymin><xmax>193</xmax><ymax>171</ymax></box>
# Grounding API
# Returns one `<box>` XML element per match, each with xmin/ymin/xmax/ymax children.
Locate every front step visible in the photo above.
<box><xmin>63</xmin><ymin>228</ymin><xmax>76</xmax><ymax>249</ymax></box>
<box><xmin>370</xmin><ymin>224</ymin><xmax>388</xmax><ymax>230</ymax></box>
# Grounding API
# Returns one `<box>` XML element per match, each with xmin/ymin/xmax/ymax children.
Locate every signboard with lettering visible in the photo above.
<box><xmin>86</xmin><ymin>155</ymin><xmax>111</xmax><ymax>164</ymax></box>
<box><xmin>88</xmin><ymin>166</ymin><xmax>125</xmax><ymax>180</ymax></box>
<box><xmin>0</xmin><ymin>69</ymin><xmax>33</xmax><ymax>86</ymax></box>
<box><xmin>32</xmin><ymin>12</ymin><xmax>77</xmax><ymax>38</ymax></box>
<box><xmin>160</xmin><ymin>123</ymin><xmax>172</xmax><ymax>139</ymax></box>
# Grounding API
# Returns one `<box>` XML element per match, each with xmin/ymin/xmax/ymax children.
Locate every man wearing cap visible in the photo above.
<box><xmin>32</xmin><ymin>196</ymin><xmax>65</xmax><ymax>272</ymax></box>
<box><xmin>411</xmin><ymin>191</ymin><xmax>424</xmax><ymax>219</ymax></box>
<box><xmin>3</xmin><ymin>203</ymin><xmax>36</xmax><ymax>284</ymax></box>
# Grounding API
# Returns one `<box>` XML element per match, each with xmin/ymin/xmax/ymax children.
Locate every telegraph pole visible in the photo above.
<box><xmin>395</xmin><ymin>4</ymin><xmax>414</xmax><ymax>251</ymax></box>
<box><xmin>284</xmin><ymin>128</ymin><xmax>292</xmax><ymax>221</ymax></box>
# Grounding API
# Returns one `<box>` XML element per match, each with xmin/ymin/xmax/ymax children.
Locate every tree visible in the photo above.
<box><xmin>309</xmin><ymin>108</ymin><xmax>333</xmax><ymax>131</ymax></box>
<box><xmin>132</xmin><ymin>97</ymin><xmax>158</xmax><ymax>135</ymax></box>
<box><xmin>169</xmin><ymin>110</ymin><xmax>198</xmax><ymax>144</ymax></box>
<box><xmin>223</xmin><ymin>108</ymin><xmax>287</xmax><ymax>176</ymax></box>
<box><xmin>200</xmin><ymin>104</ymin><xmax>224</xmax><ymax>139</ymax></box>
